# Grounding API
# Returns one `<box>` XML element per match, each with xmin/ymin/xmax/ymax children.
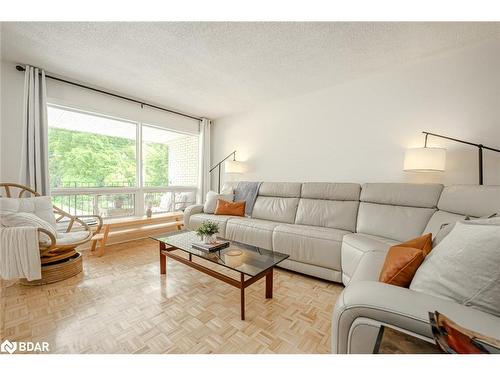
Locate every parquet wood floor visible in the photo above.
<box><xmin>0</xmin><ymin>238</ymin><xmax>343</xmax><ymax>354</ymax></box>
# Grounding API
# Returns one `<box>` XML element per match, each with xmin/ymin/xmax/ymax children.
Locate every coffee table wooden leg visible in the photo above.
<box><xmin>266</xmin><ymin>268</ymin><xmax>273</xmax><ymax>298</ymax></box>
<box><xmin>240</xmin><ymin>273</ymin><xmax>245</xmax><ymax>320</ymax></box>
<box><xmin>160</xmin><ymin>243</ymin><xmax>167</xmax><ymax>275</ymax></box>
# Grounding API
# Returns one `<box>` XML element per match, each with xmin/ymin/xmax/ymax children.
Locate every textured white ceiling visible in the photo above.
<box><xmin>1</xmin><ymin>22</ymin><xmax>498</xmax><ymax>119</ymax></box>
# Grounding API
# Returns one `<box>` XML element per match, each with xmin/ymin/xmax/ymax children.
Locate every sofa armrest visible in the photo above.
<box><xmin>332</xmin><ymin>281</ymin><xmax>500</xmax><ymax>353</ymax></box>
<box><xmin>183</xmin><ymin>204</ymin><xmax>204</xmax><ymax>229</ymax></box>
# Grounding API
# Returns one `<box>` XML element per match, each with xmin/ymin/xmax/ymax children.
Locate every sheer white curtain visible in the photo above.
<box><xmin>19</xmin><ymin>66</ymin><xmax>50</xmax><ymax>195</ymax></box>
<box><xmin>198</xmin><ymin>118</ymin><xmax>211</xmax><ymax>203</ymax></box>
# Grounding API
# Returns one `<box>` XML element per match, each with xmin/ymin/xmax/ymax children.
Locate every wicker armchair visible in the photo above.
<box><xmin>0</xmin><ymin>183</ymin><xmax>103</xmax><ymax>284</ymax></box>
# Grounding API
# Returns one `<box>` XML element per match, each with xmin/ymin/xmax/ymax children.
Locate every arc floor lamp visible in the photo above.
<box><xmin>404</xmin><ymin>131</ymin><xmax>500</xmax><ymax>185</ymax></box>
<box><xmin>209</xmin><ymin>151</ymin><xmax>245</xmax><ymax>193</ymax></box>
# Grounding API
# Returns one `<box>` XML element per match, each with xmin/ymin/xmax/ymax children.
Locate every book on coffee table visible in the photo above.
<box><xmin>192</xmin><ymin>240</ymin><xmax>230</xmax><ymax>252</ymax></box>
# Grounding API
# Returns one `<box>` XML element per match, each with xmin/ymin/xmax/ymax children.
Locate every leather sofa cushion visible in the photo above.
<box><xmin>437</xmin><ymin>185</ymin><xmax>500</xmax><ymax>217</ymax></box>
<box><xmin>273</xmin><ymin>224</ymin><xmax>350</xmax><ymax>270</ymax></box>
<box><xmin>360</xmin><ymin>183</ymin><xmax>443</xmax><ymax>208</ymax></box>
<box><xmin>188</xmin><ymin>213</ymin><xmax>235</xmax><ymax>238</ymax></box>
<box><xmin>341</xmin><ymin>233</ymin><xmax>398</xmax><ymax>285</ymax></box>
<box><xmin>300</xmin><ymin>182</ymin><xmax>361</xmax><ymax>201</ymax></box>
<box><xmin>356</xmin><ymin>202</ymin><xmax>435</xmax><ymax>242</ymax></box>
<box><xmin>258</xmin><ymin>182</ymin><xmax>302</xmax><ymax>198</ymax></box>
<box><xmin>252</xmin><ymin>196</ymin><xmax>299</xmax><ymax>224</ymax></box>
<box><xmin>295</xmin><ymin>199</ymin><xmax>359</xmax><ymax>232</ymax></box>
<box><xmin>225</xmin><ymin>218</ymin><xmax>279</xmax><ymax>250</ymax></box>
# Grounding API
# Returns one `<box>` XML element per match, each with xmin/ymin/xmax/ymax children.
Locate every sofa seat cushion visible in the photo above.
<box><xmin>225</xmin><ymin>218</ymin><xmax>279</xmax><ymax>250</ymax></box>
<box><xmin>273</xmin><ymin>224</ymin><xmax>350</xmax><ymax>270</ymax></box>
<box><xmin>188</xmin><ymin>213</ymin><xmax>236</xmax><ymax>238</ymax></box>
<box><xmin>341</xmin><ymin>233</ymin><xmax>398</xmax><ymax>285</ymax></box>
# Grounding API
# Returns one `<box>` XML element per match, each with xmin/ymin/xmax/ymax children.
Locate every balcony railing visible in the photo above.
<box><xmin>51</xmin><ymin>182</ymin><xmax>197</xmax><ymax>219</ymax></box>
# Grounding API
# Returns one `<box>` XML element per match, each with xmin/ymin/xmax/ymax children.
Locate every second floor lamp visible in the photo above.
<box><xmin>404</xmin><ymin>131</ymin><xmax>500</xmax><ymax>185</ymax></box>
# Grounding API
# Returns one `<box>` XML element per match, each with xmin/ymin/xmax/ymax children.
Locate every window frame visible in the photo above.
<box><xmin>47</xmin><ymin>103</ymin><xmax>199</xmax><ymax>219</ymax></box>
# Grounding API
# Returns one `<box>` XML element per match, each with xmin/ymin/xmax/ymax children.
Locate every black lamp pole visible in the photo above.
<box><xmin>209</xmin><ymin>151</ymin><xmax>236</xmax><ymax>193</ymax></box>
<box><xmin>422</xmin><ymin>131</ymin><xmax>500</xmax><ymax>185</ymax></box>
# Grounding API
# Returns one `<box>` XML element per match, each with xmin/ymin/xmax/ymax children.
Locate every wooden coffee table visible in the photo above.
<box><xmin>152</xmin><ymin>230</ymin><xmax>289</xmax><ymax>320</ymax></box>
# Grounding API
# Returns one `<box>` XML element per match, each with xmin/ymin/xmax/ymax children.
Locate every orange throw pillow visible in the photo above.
<box><xmin>214</xmin><ymin>199</ymin><xmax>245</xmax><ymax>216</ymax></box>
<box><xmin>379</xmin><ymin>233</ymin><xmax>433</xmax><ymax>287</ymax></box>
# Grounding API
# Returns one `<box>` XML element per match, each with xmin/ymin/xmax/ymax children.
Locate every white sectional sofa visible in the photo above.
<box><xmin>184</xmin><ymin>182</ymin><xmax>500</xmax><ymax>353</ymax></box>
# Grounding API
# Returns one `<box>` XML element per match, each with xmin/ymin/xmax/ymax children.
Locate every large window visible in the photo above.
<box><xmin>47</xmin><ymin>105</ymin><xmax>199</xmax><ymax>218</ymax></box>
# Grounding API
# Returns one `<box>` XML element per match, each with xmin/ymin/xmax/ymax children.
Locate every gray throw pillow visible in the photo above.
<box><xmin>410</xmin><ymin>220</ymin><xmax>500</xmax><ymax>317</ymax></box>
<box><xmin>433</xmin><ymin>213</ymin><xmax>497</xmax><ymax>246</ymax></box>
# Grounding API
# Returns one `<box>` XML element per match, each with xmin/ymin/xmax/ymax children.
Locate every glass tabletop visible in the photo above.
<box><xmin>151</xmin><ymin>230</ymin><xmax>289</xmax><ymax>277</ymax></box>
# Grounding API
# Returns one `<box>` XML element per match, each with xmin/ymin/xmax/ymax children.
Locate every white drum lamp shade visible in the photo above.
<box><xmin>404</xmin><ymin>147</ymin><xmax>446</xmax><ymax>172</ymax></box>
<box><xmin>225</xmin><ymin>160</ymin><xmax>245</xmax><ymax>174</ymax></box>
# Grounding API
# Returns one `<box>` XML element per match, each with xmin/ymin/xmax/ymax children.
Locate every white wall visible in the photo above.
<box><xmin>0</xmin><ymin>60</ymin><xmax>25</xmax><ymax>183</ymax></box>
<box><xmin>0</xmin><ymin>60</ymin><xmax>200</xmax><ymax>183</ymax></box>
<box><xmin>211</xmin><ymin>38</ymin><xmax>500</xmax><ymax>188</ymax></box>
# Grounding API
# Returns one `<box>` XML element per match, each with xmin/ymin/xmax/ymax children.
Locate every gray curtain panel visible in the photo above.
<box><xmin>19</xmin><ymin>66</ymin><xmax>50</xmax><ymax>195</ymax></box>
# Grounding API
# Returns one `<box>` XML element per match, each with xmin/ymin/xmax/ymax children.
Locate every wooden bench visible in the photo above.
<box><xmin>91</xmin><ymin>212</ymin><xmax>183</xmax><ymax>256</ymax></box>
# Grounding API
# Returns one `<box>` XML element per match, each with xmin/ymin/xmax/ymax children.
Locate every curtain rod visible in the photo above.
<box><xmin>15</xmin><ymin>64</ymin><xmax>203</xmax><ymax>122</ymax></box>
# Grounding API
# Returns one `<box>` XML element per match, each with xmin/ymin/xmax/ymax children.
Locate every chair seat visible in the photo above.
<box><xmin>56</xmin><ymin>230</ymin><xmax>91</xmax><ymax>245</ymax></box>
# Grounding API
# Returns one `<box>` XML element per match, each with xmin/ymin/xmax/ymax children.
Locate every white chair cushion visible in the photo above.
<box><xmin>56</xmin><ymin>230</ymin><xmax>91</xmax><ymax>246</ymax></box>
<box><xmin>0</xmin><ymin>196</ymin><xmax>56</xmax><ymax>230</ymax></box>
<box><xmin>203</xmin><ymin>191</ymin><xmax>234</xmax><ymax>214</ymax></box>
<box><xmin>410</xmin><ymin>220</ymin><xmax>500</xmax><ymax>317</ymax></box>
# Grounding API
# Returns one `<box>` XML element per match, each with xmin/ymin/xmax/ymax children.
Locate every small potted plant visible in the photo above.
<box><xmin>196</xmin><ymin>221</ymin><xmax>219</xmax><ymax>244</ymax></box>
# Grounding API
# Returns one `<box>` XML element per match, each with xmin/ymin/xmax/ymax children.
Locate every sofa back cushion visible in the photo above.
<box><xmin>437</xmin><ymin>185</ymin><xmax>500</xmax><ymax>217</ymax></box>
<box><xmin>423</xmin><ymin>185</ymin><xmax>500</xmax><ymax>237</ymax></box>
<box><xmin>252</xmin><ymin>182</ymin><xmax>301</xmax><ymax>224</ymax></box>
<box><xmin>356</xmin><ymin>183</ymin><xmax>443</xmax><ymax>241</ymax></box>
<box><xmin>295</xmin><ymin>183</ymin><xmax>361</xmax><ymax>232</ymax></box>
<box><xmin>258</xmin><ymin>182</ymin><xmax>302</xmax><ymax>198</ymax></box>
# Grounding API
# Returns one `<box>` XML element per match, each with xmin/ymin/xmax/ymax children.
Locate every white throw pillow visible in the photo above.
<box><xmin>203</xmin><ymin>191</ymin><xmax>234</xmax><ymax>214</ymax></box>
<box><xmin>0</xmin><ymin>196</ymin><xmax>56</xmax><ymax>230</ymax></box>
<box><xmin>1</xmin><ymin>212</ymin><xmax>57</xmax><ymax>243</ymax></box>
<box><xmin>410</xmin><ymin>221</ymin><xmax>500</xmax><ymax>316</ymax></box>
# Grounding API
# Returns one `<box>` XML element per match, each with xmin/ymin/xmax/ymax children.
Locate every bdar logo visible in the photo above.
<box><xmin>1</xmin><ymin>340</ymin><xmax>17</xmax><ymax>354</ymax></box>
